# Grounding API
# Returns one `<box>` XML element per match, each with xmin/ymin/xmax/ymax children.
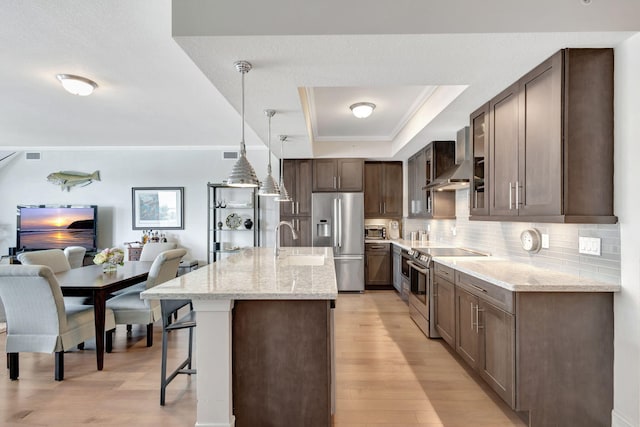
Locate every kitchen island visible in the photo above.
<box><xmin>141</xmin><ymin>247</ymin><xmax>337</xmax><ymax>427</ymax></box>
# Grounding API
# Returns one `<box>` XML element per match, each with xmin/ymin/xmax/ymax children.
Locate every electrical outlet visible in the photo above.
<box><xmin>579</xmin><ymin>237</ymin><xmax>601</xmax><ymax>256</ymax></box>
<box><xmin>451</xmin><ymin>226</ymin><xmax>457</xmax><ymax>236</ymax></box>
<box><xmin>541</xmin><ymin>233</ymin><xmax>550</xmax><ymax>249</ymax></box>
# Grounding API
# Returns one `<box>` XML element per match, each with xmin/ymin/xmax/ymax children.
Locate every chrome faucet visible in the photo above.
<box><xmin>275</xmin><ymin>220</ymin><xmax>299</xmax><ymax>257</ymax></box>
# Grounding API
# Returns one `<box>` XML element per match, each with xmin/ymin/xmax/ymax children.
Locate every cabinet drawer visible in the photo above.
<box><xmin>455</xmin><ymin>271</ymin><xmax>514</xmax><ymax>314</ymax></box>
<box><xmin>434</xmin><ymin>262</ymin><xmax>454</xmax><ymax>281</ymax></box>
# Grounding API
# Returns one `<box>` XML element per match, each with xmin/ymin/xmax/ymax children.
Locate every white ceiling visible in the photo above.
<box><xmin>1</xmin><ymin>0</ymin><xmax>638</xmax><ymax>160</ymax></box>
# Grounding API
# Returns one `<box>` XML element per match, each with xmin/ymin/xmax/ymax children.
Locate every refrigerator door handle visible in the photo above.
<box><xmin>337</xmin><ymin>197</ymin><xmax>343</xmax><ymax>248</ymax></box>
<box><xmin>333</xmin><ymin>198</ymin><xmax>338</xmax><ymax>248</ymax></box>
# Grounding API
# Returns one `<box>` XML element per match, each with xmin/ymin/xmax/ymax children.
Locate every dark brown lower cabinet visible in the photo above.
<box><xmin>433</xmin><ymin>274</ymin><xmax>455</xmax><ymax>347</ymax></box>
<box><xmin>365</xmin><ymin>243</ymin><xmax>392</xmax><ymax>288</ymax></box>
<box><xmin>447</xmin><ymin>267</ymin><xmax>613</xmax><ymax>427</ymax></box>
<box><xmin>232</xmin><ymin>300</ymin><xmax>332</xmax><ymax>427</ymax></box>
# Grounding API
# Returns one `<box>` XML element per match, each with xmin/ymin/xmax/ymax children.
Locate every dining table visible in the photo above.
<box><xmin>55</xmin><ymin>261</ymin><xmax>153</xmax><ymax>371</ymax></box>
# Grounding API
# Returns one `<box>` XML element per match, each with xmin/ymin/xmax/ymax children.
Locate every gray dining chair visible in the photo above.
<box><xmin>63</xmin><ymin>246</ymin><xmax>87</xmax><ymax>269</ymax></box>
<box><xmin>18</xmin><ymin>249</ymin><xmax>90</xmax><ymax>306</ymax></box>
<box><xmin>106</xmin><ymin>248</ymin><xmax>186</xmax><ymax>348</ymax></box>
<box><xmin>0</xmin><ymin>265</ymin><xmax>116</xmax><ymax>381</ymax></box>
<box><xmin>139</xmin><ymin>242</ymin><xmax>177</xmax><ymax>262</ymax></box>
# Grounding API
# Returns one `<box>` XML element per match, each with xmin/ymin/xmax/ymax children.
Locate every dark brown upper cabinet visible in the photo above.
<box><xmin>281</xmin><ymin>159</ymin><xmax>312</xmax><ymax>217</ymax></box>
<box><xmin>408</xmin><ymin>141</ymin><xmax>456</xmax><ymax>219</ymax></box>
<box><xmin>476</xmin><ymin>48</ymin><xmax>616</xmax><ymax>223</ymax></box>
<box><xmin>469</xmin><ymin>103</ymin><xmax>490</xmax><ymax>216</ymax></box>
<box><xmin>313</xmin><ymin>158</ymin><xmax>364</xmax><ymax>192</ymax></box>
<box><xmin>364</xmin><ymin>161</ymin><xmax>403</xmax><ymax>218</ymax></box>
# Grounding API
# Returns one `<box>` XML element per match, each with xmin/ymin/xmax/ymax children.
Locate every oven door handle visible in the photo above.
<box><xmin>407</xmin><ymin>260</ymin><xmax>429</xmax><ymax>275</ymax></box>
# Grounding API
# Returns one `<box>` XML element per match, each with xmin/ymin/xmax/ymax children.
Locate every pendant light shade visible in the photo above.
<box><xmin>275</xmin><ymin>135</ymin><xmax>292</xmax><ymax>202</ymax></box>
<box><xmin>258</xmin><ymin>109</ymin><xmax>280</xmax><ymax>197</ymax></box>
<box><xmin>227</xmin><ymin>61</ymin><xmax>259</xmax><ymax>187</ymax></box>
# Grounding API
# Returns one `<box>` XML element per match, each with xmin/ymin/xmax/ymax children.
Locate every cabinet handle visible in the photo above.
<box><xmin>515</xmin><ymin>180</ymin><xmax>520</xmax><ymax>208</ymax></box>
<box><xmin>470</xmin><ymin>302</ymin><xmax>475</xmax><ymax>331</ymax></box>
<box><xmin>338</xmin><ymin>176</ymin><xmax>341</xmax><ymax>189</ymax></box>
<box><xmin>291</xmin><ymin>201</ymin><xmax>295</xmax><ymax>215</ymax></box>
<box><xmin>474</xmin><ymin>190</ymin><xmax>478</xmax><ymax>209</ymax></box>
<box><xmin>476</xmin><ymin>306</ymin><xmax>484</xmax><ymax>332</ymax></box>
<box><xmin>383</xmin><ymin>202</ymin><xmax>386</xmax><ymax>213</ymax></box>
<box><xmin>508</xmin><ymin>182</ymin><xmax>513</xmax><ymax>210</ymax></box>
<box><xmin>333</xmin><ymin>176</ymin><xmax>337</xmax><ymax>189</ymax></box>
<box><xmin>468</xmin><ymin>283</ymin><xmax>488</xmax><ymax>293</ymax></box>
<box><xmin>295</xmin><ymin>202</ymin><xmax>299</xmax><ymax>215</ymax></box>
<box><xmin>379</xmin><ymin>203</ymin><xmax>383</xmax><ymax>213</ymax></box>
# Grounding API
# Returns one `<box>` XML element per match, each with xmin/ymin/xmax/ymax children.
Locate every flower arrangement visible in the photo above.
<box><xmin>93</xmin><ymin>247</ymin><xmax>125</xmax><ymax>272</ymax></box>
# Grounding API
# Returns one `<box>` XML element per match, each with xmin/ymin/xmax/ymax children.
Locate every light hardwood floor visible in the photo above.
<box><xmin>0</xmin><ymin>291</ymin><xmax>526</xmax><ymax>426</ymax></box>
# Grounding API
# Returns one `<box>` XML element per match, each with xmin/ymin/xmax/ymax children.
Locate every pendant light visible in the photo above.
<box><xmin>275</xmin><ymin>135</ymin><xmax>292</xmax><ymax>202</ymax></box>
<box><xmin>258</xmin><ymin>109</ymin><xmax>280</xmax><ymax>196</ymax></box>
<box><xmin>227</xmin><ymin>60</ymin><xmax>259</xmax><ymax>187</ymax></box>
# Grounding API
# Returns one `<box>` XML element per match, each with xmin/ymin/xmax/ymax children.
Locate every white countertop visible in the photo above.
<box><xmin>366</xmin><ymin>238</ymin><xmax>455</xmax><ymax>250</ymax></box>
<box><xmin>434</xmin><ymin>256</ymin><xmax>621</xmax><ymax>292</ymax></box>
<box><xmin>141</xmin><ymin>247</ymin><xmax>337</xmax><ymax>301</ymax></box>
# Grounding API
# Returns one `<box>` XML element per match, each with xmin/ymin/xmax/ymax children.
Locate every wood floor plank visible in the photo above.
<box><xmin>1</xmin><ymin>291</ymin><xmax>526</xmax><ymax>426</ymax></box>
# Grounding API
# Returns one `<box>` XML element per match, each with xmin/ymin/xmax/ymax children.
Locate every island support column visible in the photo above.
<box><xmin>192</xmin><ymin>299</ymin><xmax>235</xmax><ymax>427</ymax></box>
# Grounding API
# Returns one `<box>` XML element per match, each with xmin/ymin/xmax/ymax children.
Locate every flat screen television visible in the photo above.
<box><xmin>16</xmin><ymin>205</ymin><xmax>98</xmax><ymax>252</ymax></box>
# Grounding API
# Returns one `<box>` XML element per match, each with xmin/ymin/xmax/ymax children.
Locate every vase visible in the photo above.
<box><xmin>102</xmin><ymin>262</ymin><xmax>118</xmax><ymax>273</ymax></box>
<box><xmin>244</xmin><ymin>218</ymin><xmax>253</xmax><ymax>230</ymax></box>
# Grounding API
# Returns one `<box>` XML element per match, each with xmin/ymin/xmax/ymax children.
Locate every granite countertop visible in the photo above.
<box><xmin>434</xmin><ymin>256</ymin><xmax>621</xmax><ymax>292</ymax></box>
<box><xmin>367</xmin><ymin>238</ymin><xmax>455</xmax><ymax>250</ymax></box>
<box><xmin>141</xmin><ymin>247</ymin><xmax>337</xmax><ymax>301</ymax></box>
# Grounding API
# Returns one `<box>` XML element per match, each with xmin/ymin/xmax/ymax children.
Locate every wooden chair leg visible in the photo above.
<box><xmin>54</xmin><ymin>351</ymin><xmax>64</xmax><ymax>381</ymax></box>
<box><xmin>77</xmin><ymin>342</ymin><xmax>85</xmax><ymax>350</ymax></box>
<box><xmin>146</xmin><ymin>323</ymin><xmax>153</xmax><ymax>347</ymax></box>
<box><xmin>8</xmin><ymin>353</ymin><xmax>19</xmax><ymax>380</ymax></box>
<box><xmin>106</xmin><ymin>329</ymin><xmax>114</xmax><ymax>353</ymax></box>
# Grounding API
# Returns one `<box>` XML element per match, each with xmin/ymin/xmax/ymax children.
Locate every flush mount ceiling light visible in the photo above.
<box><xmin>275</xmin><ymin>135</ymin><xmax>292</xmax><ymax>203</ymax></box>
<box><xmin>258</xmin><ymin>109</ymin><xmax>280</xmax><ymax>197</ymax></box>
<box><xmin>227</xmin><ymin>60</ymin><xmax>259</xmax><ymax>188</ymax></box>
<box><xmin>349</xmin><ymin>102</ymin><xmax>376</xmax><ymax>119</ymax></box>
<box><xmin>55</xmin><ymin>74</ymin><xmax>98</xmax><ymax>96</ymax></box>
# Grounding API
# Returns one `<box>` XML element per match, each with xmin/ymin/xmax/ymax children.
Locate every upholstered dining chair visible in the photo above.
<box><xmin>106</xmin><ymin>248</ymin><xmax>186</xmax><ymax>348</ymax></box>
<box><xmin>63</xmin><ymin>246</ymin><xmax>87</xmax><ymax>269</ymax></box>
<box><xmin>17</xmin><ymin>249</ymin><xmax>89</xmax><ymax>306</ymax></box>
<box><xmin>0</xmin><ymin>265</ymin><xmax>116</xmax><ymax>381</ymax></box>
<box><xmin>139</xmin><ymin>242</ymin><xmax>177</xmax><ymax>262</ymax></box>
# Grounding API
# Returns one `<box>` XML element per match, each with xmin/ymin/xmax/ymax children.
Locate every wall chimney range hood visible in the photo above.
<box><xmin>426</xmin><ymin>126</ymin><xmax>471</xmax><ymax>191</ymax></box>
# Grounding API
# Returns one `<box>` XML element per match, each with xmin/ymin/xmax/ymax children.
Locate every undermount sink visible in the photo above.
<box><xmin>280</xmin><ymin>254</ymin><xmax>326</xmax><ymax>266</ymax></box>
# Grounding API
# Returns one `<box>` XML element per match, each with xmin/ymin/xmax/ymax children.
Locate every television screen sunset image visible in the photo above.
<box><xmin>18</xmin><ymin>206</ymin><xmax>96</xmax><ymax>250</ymax></box>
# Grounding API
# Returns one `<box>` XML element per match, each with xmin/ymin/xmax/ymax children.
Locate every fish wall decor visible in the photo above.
<box><xmin>47</xmin><ymin>170</ymin><xmax>101</xmax><ymax>191</ymax></box>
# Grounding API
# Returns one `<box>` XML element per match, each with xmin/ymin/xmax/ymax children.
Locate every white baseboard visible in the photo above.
<box><xmin>612</xmin><ymin>410</ymin><xmax>635</xmax><ymax>427</ymax></box>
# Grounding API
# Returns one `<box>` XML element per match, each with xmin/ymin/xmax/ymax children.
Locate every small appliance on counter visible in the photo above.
<box><xmin>364</xmin><ymin>225</ymin><xmax>386</xmax><ymax>240</ymax></box>
<box><xmin>387</xmin><ymin>220</ymin><xmax>400</xmax><ymax>240</ymax></box>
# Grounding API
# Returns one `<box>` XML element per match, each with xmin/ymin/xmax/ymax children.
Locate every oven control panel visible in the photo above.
<box><xmin>408</xmin><ymin>249</ymin><xmax>432</xmax><ymax>265</ymax></box>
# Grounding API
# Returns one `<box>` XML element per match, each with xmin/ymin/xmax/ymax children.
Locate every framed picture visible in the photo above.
<box><xmin>132</xmin><ymin>187</ymin><xmax>184</xmax><ymax>230</ymax></box>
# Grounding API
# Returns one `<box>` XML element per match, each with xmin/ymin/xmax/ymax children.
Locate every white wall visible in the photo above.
<box><xmin>612</xmin><ymin>32</ymin><xmax>640</xmax><ymax>427</ymax></box>
<box><xmin>0</xmin><ymin>148</ymin><xmax>279</xmax><ymax>263</ymax></box>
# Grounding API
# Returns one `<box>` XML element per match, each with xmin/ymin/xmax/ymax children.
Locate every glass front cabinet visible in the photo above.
<box><xmin>207</xmin><ymin>183</ymin><xmax>259</xmax><ymax>263</ymax></box>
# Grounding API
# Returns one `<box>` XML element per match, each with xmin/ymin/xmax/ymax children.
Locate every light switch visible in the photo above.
<box><xmin>579</xmin><ymin>237</ymin><xmax>601</xmax><ymax>256</ymax></box>
<box><xmin>541</xmin><ymin>234</ymin><xmax>550</xmax><ymax>249</ymax></box>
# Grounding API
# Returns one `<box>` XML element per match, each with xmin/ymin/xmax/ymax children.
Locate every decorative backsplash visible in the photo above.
<box><xmin>403</xmin><ymin>189</ymin><xmax>621</xmax><ymax>285</ymax></box>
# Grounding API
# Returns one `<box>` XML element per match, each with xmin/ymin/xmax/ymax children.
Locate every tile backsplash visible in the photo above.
<box><xmin>403</xmin><ymin>189</ymin><xmax>620</xmax><ymax>285</ymax></box>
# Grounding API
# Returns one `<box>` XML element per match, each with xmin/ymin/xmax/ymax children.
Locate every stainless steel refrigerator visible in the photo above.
<box><xmin>312</xmin><ymin>192</ymin><xmax>364</xmax><ymax>292</ymax></box>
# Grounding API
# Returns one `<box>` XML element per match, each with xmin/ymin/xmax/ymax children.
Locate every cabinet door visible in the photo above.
<box><xmin>279</xmin><ymin>216</ymin><xmax>311</xmax><ymax>247</ymax></box>
<box><xmin>337</xmin><ymin>159</ymin><xmax>364</xmax><ymax>192</ymax></box>
<box><xmin>455</xmin><ymin>287</ymin><xmax>479</xmax><ymax>368</ymax></box>
<box><xmin>392</xmin><ymin>246</ymin><xmax>402</xmax><ymax>293</ymax></box>
<box><xmin>415</xmin><ymin>149</ymin><xmax>429</xmax><ymax>216</ymax></box>
<box><xmin>296</xmin><ymin>160</ymin><xmax>313</xmax><ymax>216</ymax></box>
<box><xmin>478</xmin><ymin>300</ymin><xmax>515</xmax><ymax>408</ymax></box>
<box><xmin>364</xmin><ymin>163</ymin><xmax>383</xmax><ymax>217</ymax></box>
<box><xmin>382</xmin><ymin>162</ymin><xmax>403</xmax><ymax>217</ymax></box>
<box><xmin>281</xmin><ymin>160</ymin><xmax>298</xmax><ymax>216</ymax></box>
<box><xmin>434</xmin><ymin>275</ymin><xmax>455</xmax><ymax>348</ymax></box>
<box><xmin>470</xmin><ymin>103</ymin><xmax>490</xmax><ymax>216</ymax></box>
<box><xmin>407</xmin><ymin>155</ymin><xmax>418</xmax><ymax>217</ymax></box>
<box><xmin>365</xmin><ymin>246</ymin><xmax>392</xmax><ymax>286</ymax></box>
<box><xmin>489</xmin><ymin>83</ymin><xmax>520</xmax><ymax>217</ymax></box>
<box><xmin>313</xmin><ymin>159</ymin><xmax>338</xmax><ymax>191</ymax></box>
<box><xmin>518</xmin><ymin>52</ymin><xmax>562</xmax><ymax>217</ymax></box>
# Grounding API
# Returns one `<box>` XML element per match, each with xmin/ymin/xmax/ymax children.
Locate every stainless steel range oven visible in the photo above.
<box><xmin>408</xmin><ymin>247</ymin><xmax>487</xmax><ymax>338</ymax></box>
